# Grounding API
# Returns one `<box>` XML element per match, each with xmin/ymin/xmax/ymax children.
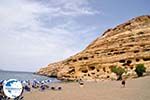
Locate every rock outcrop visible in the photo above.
<box><xmin>37</xmin><ymin>15</ymin><xmax>150</xmax><ymax>81</ymax></box>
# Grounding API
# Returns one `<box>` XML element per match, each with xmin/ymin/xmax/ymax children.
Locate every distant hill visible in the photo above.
<box><xmin>37</xmin><ymin>15</ymin><xmax>150</xmax><ymax>81</ymax></box>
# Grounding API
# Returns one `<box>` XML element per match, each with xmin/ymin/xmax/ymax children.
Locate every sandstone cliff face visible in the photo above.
<box><xmin>37</xmin><ymin>15</ymin><xmax>150</xmax><ymax>80</ymax></box>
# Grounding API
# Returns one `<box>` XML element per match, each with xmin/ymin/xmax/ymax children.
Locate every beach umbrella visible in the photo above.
<box><xmin>45</xmin><ymin>80</ymin><xmax>48</xmax><ymax>83</ymax></box>
<box><xmin>46</xmin><ymin>80</ymin><xmax>51</xmax><ymax>83</ymax></box>
<box><xmin>35</xmin><ymin>81</ymin><xmax>39</xmax><ymax>84</ymax></box>
<box><xmin>0</xmin><ymin>80</ymin><xmax>4</xmax><ymax>83</ymax></box>
<box><xmin>33</xmin><ymin>79</ymin><xmax>39</xmax><ymax>84</ymax></box>
<box><xmin>44</xmin><ymin>80</ymin><xmax>47</xmax><ymax>83</ymax></box>
<box><xmin>27</xmin><ymin>80</ymin><xmax>30</xmax><ymax>84</ymax></box>
<box><xmin>33</xmin><ymin>79</ymin><xmax>37</xmax><ymax>82</ymax></box>
<box><xmin>23</xmin><ymin>80</ymin><xmax>27</xmax><ymax>84</ymax></box>
<box><xmin>41</xmin><ymin>80</ymin><xmax>45</xmax><ymax>84</ymax></box>
<box><xmin>20</xmin><ymin>80</ymin><xmax>23</xmax><ymax>84</ymax></box>
<box><xmin>2</xmin><ymin>80</ymin><xmax>6</xmax><ymax>85</ymax></box>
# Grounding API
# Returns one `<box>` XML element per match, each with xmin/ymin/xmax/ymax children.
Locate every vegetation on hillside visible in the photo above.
<box><xmin>111</xmin><ymin>66</ymin><xmax>126</xmax><ymax>80</ymax></box>
<box><xmin>135</xmin><ymin>64</ymin><xmax>146</xmax><ymax>77</ymax></box>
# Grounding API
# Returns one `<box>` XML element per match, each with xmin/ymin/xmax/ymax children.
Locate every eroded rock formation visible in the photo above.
<box><xmin>37</xmin><ymin>15</ymin><xmax>150</xmax><ymax>81</ymax></box>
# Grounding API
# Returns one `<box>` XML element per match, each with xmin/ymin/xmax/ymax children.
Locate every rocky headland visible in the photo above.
<box><xmin>37</xmin><ymin>15</ymin><xmax>150</xmax><ymax>81</ymax></box>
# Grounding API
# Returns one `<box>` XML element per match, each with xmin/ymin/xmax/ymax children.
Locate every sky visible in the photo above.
<box><xmin>0</xmin><ymin>0</ymin><xmax>149</xmax><ymax>72</ymax></box>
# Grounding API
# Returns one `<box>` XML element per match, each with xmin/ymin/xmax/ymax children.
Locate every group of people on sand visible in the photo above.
<box><xmin>22</xmin><ymin>79</ymin><xmax>62</xmax><ymax>92</ymax></box>
<box><xmin>0</xmin><ymin>79</ymin><xmax>62</xmax><ymax>100</ymax></box>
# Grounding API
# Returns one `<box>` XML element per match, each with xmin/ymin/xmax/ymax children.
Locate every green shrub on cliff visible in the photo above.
<box><xmin>135</xmin><ymin>64</ymin><xmax>146</xmax><ymax>77</ymax></box>
<box><xmin>111</xmin><ymin>66</ymin><xmax>126</xmax><ymax>80</ymax></box>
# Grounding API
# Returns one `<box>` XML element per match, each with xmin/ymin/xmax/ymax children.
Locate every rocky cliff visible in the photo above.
<box><xmin>37</xmin><ymin>15</ymin><xmax>150</xmax><ymax>81</ymax></box>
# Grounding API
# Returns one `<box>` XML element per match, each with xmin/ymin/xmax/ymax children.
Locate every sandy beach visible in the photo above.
<box><xmin>24</xmin><ymin>76</ymin><xmax>150</xmax><ymax>100</ymax></box>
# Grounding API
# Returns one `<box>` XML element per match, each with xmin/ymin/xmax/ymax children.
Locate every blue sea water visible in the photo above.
<box><xmin>0</xmin><ymin>70</ymin><xmax>59</xmax><ymax>82</ymax></box>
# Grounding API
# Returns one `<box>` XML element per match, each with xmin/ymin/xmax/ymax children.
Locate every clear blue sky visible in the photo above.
<box><xmin>0</xmin><ymin>0</ymin><xmax>149</xmax><ymax>72</ymax></box>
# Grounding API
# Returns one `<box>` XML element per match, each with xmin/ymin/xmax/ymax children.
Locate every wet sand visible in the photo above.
<box><xmin>24</xmin><ymin>76</ymin><xmax>150</xmax><ymax>100</ymax></box>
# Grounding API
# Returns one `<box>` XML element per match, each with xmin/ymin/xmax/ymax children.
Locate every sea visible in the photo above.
<box><xmin>0</xmin><ymin>70</ymin><xmax>59</xmax><ymax>82</ymax></box>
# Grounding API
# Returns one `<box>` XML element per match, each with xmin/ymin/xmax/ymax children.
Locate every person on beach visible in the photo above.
<box><xmin>24</xmin><ymin>85</ymin><xmax>31</xmax><ymax>92</ymax></box>
<box><xmin>78</xmin><ymin>79</ymin><xmax>84</xmax><ymax>87</ymax></box>
<box><xmin>121</xmin><ymin>79</ymin><xmax>126</xmax><ymax>88</ymax></box>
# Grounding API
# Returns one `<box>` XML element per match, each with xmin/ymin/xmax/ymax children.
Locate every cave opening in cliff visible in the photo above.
<box><xmin>127</xmin><ymin>60</ymin><xmax>132</xmax><ymax>65</ymax></box>
<box><xmin>72</xmin><ymin>59</ymin><xmax>77</xmax><ymax>62</ymax></box>
<box><xmin>83</xmin><ymin>57</ymin><xmax>88</xmax><ymax>60</ymax></box>
<box><xmin>143</xmin><ymin>57</ymin><xmax>150</xmax><ymax>61</ymax></box>
<box><xmin>136</xmin><ymin>58</ymin><xmax>140</xmax><ymax>62</ymax></box>
<box><xmin>119</xmin><ymin>59</ymin><xmax>126</xmax><ymax>63</ymax></box>
<box><xmin>81</xmin><ymin>69</ymin><xmax>88</xmax><ymax>73</ymax></box>
<box><xmin>88</xmin><ymin>66</ymin><xmax>95</xmax><ymax>70</ymax></box>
